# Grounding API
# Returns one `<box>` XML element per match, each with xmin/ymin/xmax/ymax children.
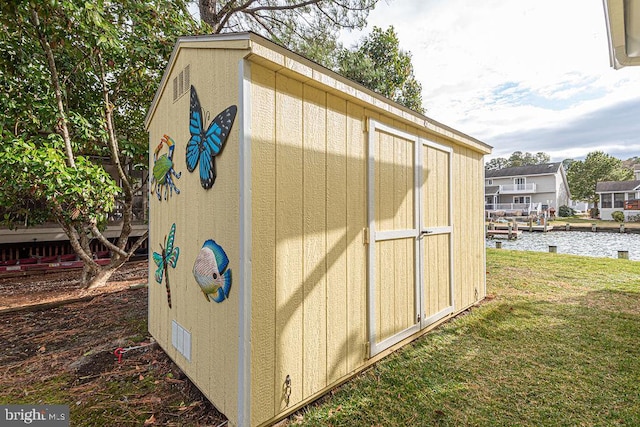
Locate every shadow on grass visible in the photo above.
<box><xmin>296</xmin><ymin>289</ymin><xmax>640</xmax><ymax>426</ymax></box>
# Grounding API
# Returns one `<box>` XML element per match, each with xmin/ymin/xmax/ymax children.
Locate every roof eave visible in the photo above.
<box><xmin>145</xmin><ymin>32</ymin><xmax>492</xmax><ymax>155</ymax></box>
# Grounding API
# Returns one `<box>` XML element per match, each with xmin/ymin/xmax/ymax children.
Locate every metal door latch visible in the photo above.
<box><xmin>284</xmin><ymin>375</ymin><xmax>292</xmax><ymax>406</ymax></box>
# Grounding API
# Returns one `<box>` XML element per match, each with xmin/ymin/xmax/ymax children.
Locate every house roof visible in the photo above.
<box><xmin>595</xmin><ymin>180</ymin><xmax>640</xmax><ymax>192</ymax></box>
<box><xmin>145</xmin><ymin>32</ymin><xmax>492</xmax><ymax>155</ymax></box>
<box><xmin>485</xmin><ymin>162</ymin><xmax>562</xmax><ymax>179</ymax></box>
<box><xmin>484</xmin><ymin>185</ymin><xmax>500</xmax><ymax>195</ymax></box>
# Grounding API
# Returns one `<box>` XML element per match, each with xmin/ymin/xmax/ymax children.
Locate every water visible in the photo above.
<box><xmin>486</xmin><ymin>230</ymin><xmax>640</xmax><ymax>261</ymax></box>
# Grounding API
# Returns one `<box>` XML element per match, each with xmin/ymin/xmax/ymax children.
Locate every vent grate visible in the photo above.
<box><xmin>172</xmin><ymin>65</ymin><xmax>191</xmax><ymax>103</ymax></box>
<box><xmin>171</xmin><ymin>320</ymin><xmax>191</xmax><ymax>361</ymax></box>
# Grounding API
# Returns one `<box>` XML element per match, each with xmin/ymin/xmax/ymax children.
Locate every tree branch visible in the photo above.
<box><xmin>95</xmin><ymin>50</ymin><xmax>134</xmax><ymax>250</ymax></box>
<box><xmin>28</xmin><ymin>6</ymin><xmax>75</xmax><ymax>168</ymax></box>
<box><xmin>89</xmin><ymin>223</ymin><xmax>130</xmax><ymax>257</ymax></box>
<box><xmin>245</xmin><ymin>0</ymin><xmax>322</xmax><ymax>13</ymax></box>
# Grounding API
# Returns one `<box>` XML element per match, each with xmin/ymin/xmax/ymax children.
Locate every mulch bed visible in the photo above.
<box><xmin>0</xmin><ymin>262</ymin><xmax>227</xmax><ymax>426</ymax></box>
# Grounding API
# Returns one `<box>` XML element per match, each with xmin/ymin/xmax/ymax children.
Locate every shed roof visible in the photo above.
<box><xmin>145</xmin><ymin>32</ymin><xmax>491</xmax><ymax>155</ymax></box>
<box><xmin>485</xmin><ymin>162</ymin><xmax>562</xmax><ymax>179</ymax></box>
<box><xmin>595</xmin><ymin>180</ymin><xmax>640</xmax><ymax>192</ymax></box>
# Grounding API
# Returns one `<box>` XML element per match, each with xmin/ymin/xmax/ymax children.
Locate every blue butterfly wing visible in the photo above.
<box><xmin>186</xmin><ymin>86</ymin><xmax>203</xmax><ymax>173</ymax></box>
<box><xmin>199</xmin><ymin>105</ymin><xmax>237</xmax><ymax>189</ymax></box>
<box><xmin>204</xmin><ymin>106</ymin><xmax>237</xmax><ymax>156</ymax></box>
<box><xmin>198</xmin><ymin>143</ymin><xmax>216</xmax><ymax>190</ymax></box>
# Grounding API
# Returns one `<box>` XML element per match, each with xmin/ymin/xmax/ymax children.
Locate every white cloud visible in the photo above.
<box><xmin>340</xmin><ymin>0</ymin><xmax>640</xmax><ymax>160</ymax></box>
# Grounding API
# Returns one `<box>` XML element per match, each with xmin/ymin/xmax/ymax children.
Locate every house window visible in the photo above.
<box><xmin>614</xmin><ymin>193</ymin><xmax>625</xmax><ymax>208</ymax></box>
<box><xmin>513</xmin><ymin>196</ymin><xmax>530</xmax><ymax>204</ymax></box>
<box><xmin>601</xmin><ymin>194</ymin><xmax>612</xmax><ymax>208</ymax></box>
<box><xmin>514</xmin><ymin>177</ymin><xmax>526</xmax><ymax>190</ymax></box>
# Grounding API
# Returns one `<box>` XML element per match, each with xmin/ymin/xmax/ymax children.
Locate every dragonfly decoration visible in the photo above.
<box><xmin>152</xmin><ymin>223</ymin><xmax>180</xmax><ymax>308</ymax></box>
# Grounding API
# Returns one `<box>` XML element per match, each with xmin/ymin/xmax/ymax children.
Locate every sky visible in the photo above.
<box><xmin>339</xmin><ymin>0</ymin><xmax>640</xmax><ymax>161</ymax></box>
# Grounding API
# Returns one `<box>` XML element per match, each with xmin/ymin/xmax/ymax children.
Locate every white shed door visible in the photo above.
<box><xmin>367</xmin><ymin>120</ymin><xmax>455</xmax><ymax>357</ymax></box>
<box><xmin>419</xmin><ymin>140</ymin><xmax>454</xmax><ymax>328</ymax></box>
<box><xmin>367</xmin><ymin>121</ymin><xmax>420</xmax><ymax>357</ymax></box>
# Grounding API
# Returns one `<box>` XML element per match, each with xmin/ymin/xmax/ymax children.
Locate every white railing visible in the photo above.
<box><xmin>485</xmin><ymin>203</ymin><xmax>530</xmax><ymax>212</ymax></box>
<box><xmin>499</xmin><ymin>183</ymin><xmax>536</xmax><ymax>193</ymax></box>
<box><xmin>485</xmin><ymin>203</ymin><xmax>542</xmax><ymax>214</ymax></box>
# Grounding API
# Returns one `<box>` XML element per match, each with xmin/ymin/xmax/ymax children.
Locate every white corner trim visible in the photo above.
<box><xmin>237</xmin><ymin>58</ymin><xmax>252</xmax><ymax>427</ymax></box>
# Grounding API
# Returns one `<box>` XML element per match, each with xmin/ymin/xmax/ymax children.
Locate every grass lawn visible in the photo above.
<box><xmin>293</xmin><ymin>250</ymin><xmax>640</xmax><ymax>426</ymax></box>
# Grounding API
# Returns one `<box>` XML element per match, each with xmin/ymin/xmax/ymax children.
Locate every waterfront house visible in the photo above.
<box><xmin>485</xmin><ymin>162</ymin><xmax>571</xmax><ymax>218</ymax></box>
<box><xmin>596</xmin><ymin>167</ymin><xmax>640</xmax><ymax>221</ymax></box>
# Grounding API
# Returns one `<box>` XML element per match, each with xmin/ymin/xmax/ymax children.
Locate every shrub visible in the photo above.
<box><xmin>590</xmin><ymin>207</ymin><xmax>599</xmax><ymax>218</ymax></box>
<box><xmin>558</xmin><ymin>205</ymin><xmax>574</xmax><ymax>217</ymax></box>
<box><xmin>611</xmin><ymin>211</ymin><xmax>625</xmax><ymax>222</ymax></box>
<box><xmin>627</xmin><ymin>214</ymin><xmax>640</xmax><ymax>223</ymax></box>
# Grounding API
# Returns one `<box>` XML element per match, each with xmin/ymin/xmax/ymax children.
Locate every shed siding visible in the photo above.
<box><xmin>451</xmin><ymin>146</ymin><xmax>486</xmax><ymax>308</ymax></box>
<box><xmin>148</xmin><ymin>47</ymin><xmax>243</xmax><ymax>422</ymax></box>
<box><xmin>325</xmin><ymin>92</ymin><xmax>349</xmax><ymax>385</ymax></box>
<box><xmin>250</xmin><ymin>64</ymin><xmax>370</xmax><ymax>424</ymax></box>
<box><xmin>249</xmin><ymin>62</ymin><xmax>487</xmax><ymax>426</ymax></box>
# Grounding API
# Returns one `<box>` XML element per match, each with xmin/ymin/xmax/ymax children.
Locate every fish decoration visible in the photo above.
<box><xmin>151</xmin><ymin>134</ymin><xmax>181</xmax><ymax>200</ymax></box>
<box><xmin>186</xmin><ymin>85</ymin><xmax>237</xmax><ymax>189</ymax></box>
<box><xmin>192</xmin><ymin>239</ymin><xmax>232</xmax><ymax>303</ymax></box>
<box><xmin>152</xmin><ymin>223</ymin><xmax>180</xmax><ymax>308</ymax></box>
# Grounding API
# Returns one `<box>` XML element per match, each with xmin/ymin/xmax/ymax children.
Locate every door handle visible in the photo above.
<box><xmin>421</xmin><ymin>230</ymin><xmax>433</xmax><ymax>235</ymax></box>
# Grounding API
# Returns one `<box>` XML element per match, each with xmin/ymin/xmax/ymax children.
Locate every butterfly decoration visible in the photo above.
<box><xmin>186</xmin><ymin>85</ymin><xmax>237</xmax><ymax>189</ymax></box>
<box><xmin>192</xmin><ymin>239</ymin><xmax>232</xmax><ymax>303</ymax></box>
<box><xmin>151</xmin><ymin>134</ymin><xmax>181</xmax><ymax>200</ymax></box>
<box><xmin>152</xmin><ymin>223</ymin><xmax>180</xmax><ymax>308</ymax></box>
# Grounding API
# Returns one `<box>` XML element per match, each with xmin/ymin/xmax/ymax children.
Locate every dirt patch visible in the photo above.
<box><xmin>0</xmin><ymin>262</ymin><xmax>227</xmax><ymax>426</ymax></box>
<box><xmin>0</xmin><ymin>261</ymin><xmax>148</xmax><ymax>311</ymax></box>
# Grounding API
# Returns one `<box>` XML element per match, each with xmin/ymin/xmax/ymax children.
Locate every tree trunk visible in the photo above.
<box><xmin>87</xmin><ymin>265</ymin><xmax>119</xmax><ymax>289</ymax></box>
<box><xmin>199</xmin><ymin>0</ymin><xmax>221</xmax><ymax>32</ymax></box>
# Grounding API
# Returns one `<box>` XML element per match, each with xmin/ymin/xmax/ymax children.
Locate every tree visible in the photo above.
<box><xmin>485</xmin><ymin>151</ymin><xmax>550</xmax><ymax>170</ymax></box>
<box><xmin>562</xmin><ymin>158</ymin><xmax>575</xmax><ymax>171</ymax></box>
<box><xmin>0</xmin><ymin>0</ymin><xmax>200</xmax><ymax>287</ymax></box>
<box><xmin>198</xmin><ymin>0</ymin><xmax>377</xmax><ymax>53</ymax></box>
<box><xmin>195</xmin><ymin>2</ymin><xmax>428</xmax><ymax>113</ymax></box>
<box><xmin>485</xmin><ymin>157</ymin><xmax>508</xmax><ymax>171</ymax></box>
<box><xmin>567</xmin><ymin>151</ymin><xmax>633</xmax><ymax>206</ymax></box>
<box><xmin>336</xmin><ymin>26</ymin><xmax>424</xmax><ymax>113</ymax></box>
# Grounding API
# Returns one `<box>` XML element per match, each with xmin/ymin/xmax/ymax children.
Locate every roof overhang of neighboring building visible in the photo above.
<box><xmin>484</xmin><ymin>162</ymin><xmax>562</xmax><ymax>179</ymax></box>
<box><xmin>595</xmin><ymin>180</ymin><xmax>640</xmax><ymax>192</ymax></box>
<box><xmin>603</xmin><ymin>0</ymin><xmax>640</xmax><ymax>69</ymax></box>
<box><xmin>484</xmin><ymin>186</ymin><xmax>500</xmax><ymax>196</ymax></box>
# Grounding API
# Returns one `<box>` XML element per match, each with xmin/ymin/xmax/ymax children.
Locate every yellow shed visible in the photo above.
<box><xmin>145</xmin><ymin>32</ymin><xmax>492</xmax><ymax>427</ymax></box>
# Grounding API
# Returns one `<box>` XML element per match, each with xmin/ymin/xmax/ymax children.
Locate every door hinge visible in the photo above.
<box><xmin>365</xmin><ymin>341</ymin><xmax>370</xmax><ymax>356</ymax></box>
<box><xmin>363</xmin><ymin>227</ymin><xmax>370</xmax><ymax>245</ymax></box>
<box><xmin>417</xmin><ymin>313</ymin><xmax>421</xmax><ymax>323</ymax></box>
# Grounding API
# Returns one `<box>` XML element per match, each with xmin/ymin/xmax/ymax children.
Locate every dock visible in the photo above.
<box><xmin>493</xmin><ymin>223</ymin><xmax>554</xmax><ymax>232</ymax></box>
<box><xmin>486</xmin><ymin>229</ymin><xmax>523</xmax><ymax>240</ymax></box>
